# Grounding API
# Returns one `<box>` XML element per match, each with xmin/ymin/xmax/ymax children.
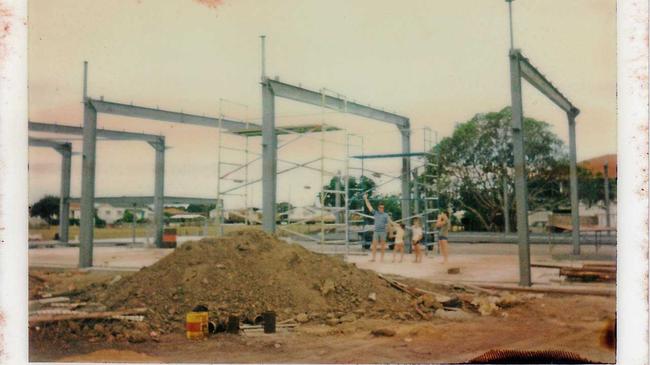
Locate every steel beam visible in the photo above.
<box><xmin>89</xmin><ymin>99</ymin><xmax>254</xmax><ymax>133</ymax></box>
<box><xmin>568</xmin><ymin>113</ymin><xmax>580</xmax><ymax>254</ymax></box>
<box><xmin>69</xmin><ymin>196</ymin><xmax>217</xmax><ymax>206</ymax></box>
<box><xmin>261</xmin><ymin>78</ymin><xmax>277</xmax><ymax>232</ymax></box>
<box><xmin>148</xmin><ymin>139</ymin><xmax>165</xmax><ymax>248</ymax></box>
<box><xmin>28</xmin><ymin>138</ymin><xmax>72</xmax><ymax>243</ymax></box>
<box><xmin>29</xmin><ymin>121</ymin><xmax>161</xmax><ymax>142</ymax></box>
<box><xmin>517</xmin><ymin>51</ymin><xmax>580</xmax><ymax>116</ymax></box>
<box><xmin>267</xmin><ymin>80</ymin><xmax>409</xmax><ymax>128</ymax></box>
<box><xmin>351</xmin><ymin>152</ymin><xmax>428</xmax><ymax>159</ymax></box>
<box><xmin>509</xmin><ymin>50</ymin><xmax>532</xmax><ymax>286</ymax></box>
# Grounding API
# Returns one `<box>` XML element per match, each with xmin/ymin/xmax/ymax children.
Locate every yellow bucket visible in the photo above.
<box><xmin>186</xmin><ymin>311</ymin><xmax>209</xmax><ymax>340</ymax></box>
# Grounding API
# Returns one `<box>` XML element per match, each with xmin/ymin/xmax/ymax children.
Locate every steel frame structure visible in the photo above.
<box><xmin>261</xmin><ymin>78</ymin><xmax>413</xmax><ymax>244</ymax></box>
<box><xmin>28</xmin><ymin>137</ymin><xmax>73</xmax><ymax>243</ymax></box>
<box><xmin>29</xmin><ymin>122</ymin><xmax>164</xmax><ymax>245</ymax></box>
<box><xmin>349</xmin><ymin>127</ymin><xmax>438</xmax><ymax>252</ymax></box>
<box><xmin>509</xmin><ymin>49</ymin><xmax>580</xmax><ymax>286</ymax></box>
<box><xmin>78</xmin><ymin>62</ymin><xmax>255</xmax><ymax>268</ymax></box>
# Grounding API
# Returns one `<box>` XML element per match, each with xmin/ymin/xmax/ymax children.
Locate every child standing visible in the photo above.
<box><xmin>390</xmin><ymin>222</ymin><xmax>405</xmax><ymax>263</ymax></box>
<box><xmin>411</xmin><ymin>217</ymin><xmax>424</xmax><ymax>263</ymax></box>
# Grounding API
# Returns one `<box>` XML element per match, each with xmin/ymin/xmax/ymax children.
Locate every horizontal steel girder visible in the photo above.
<box><xmin>69</xmin><ymin>195</ymin><xmax>217</xmax><ymax>207</ymax></box>
<box><xmin>28</xmin><ymin>137</ymin><xmax>71</xmax><ymax>152</ymax></box>
<box><xmin>352</xmin><ymin>152</ymin><xmax>429</xmax><ymax>159</ymax></box>
<box><xmin>267</xmin><ymin>79</ymin><xmax>409</xmax><ymax>128</ymax></box>
<box><xmin>515</xmin><ymin>50</ymin><xmax>580</xmax><ymax>116</ymax></box>
<box><xmin>29</xmin><ymin>121</ymin><xmax>162</xmax><ymax>143</ymax></box>
<box><xmin>89</xmin><ymin>99</ymin><xmax>256</xmax><ymax>132</ymax></box>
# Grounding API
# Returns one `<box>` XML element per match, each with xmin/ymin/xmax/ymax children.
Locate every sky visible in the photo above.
<box><xmin>27</xmin><ymin>0</ymin><xmax>617</xmax><ymax>209</ymax></box>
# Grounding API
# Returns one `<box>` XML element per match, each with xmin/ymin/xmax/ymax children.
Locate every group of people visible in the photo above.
<box><xmin>363</xmin><ymin>194</ymin><xmax>450</xmax><ymax>264</ymax></box>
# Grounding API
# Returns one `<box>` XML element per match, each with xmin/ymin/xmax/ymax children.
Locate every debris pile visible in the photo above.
<box><xmin>30</xmin><ymin>230</ymin><xmax>541</xmax><ymax>343</ymax></box>
<box><xmin>81</xmin><ymin>231</ymin><xmax>437</xmax><ymax>332</ymax></box>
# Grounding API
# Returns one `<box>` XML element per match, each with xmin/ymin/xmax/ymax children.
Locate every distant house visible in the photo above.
<box><xmin>287</xmin><ymin>206</ymin><xmax>336</xmax><ymax>224</ymax></box>
<box><xmin>96</xmin><ymin>203</ymin><xmax>153</xmax><ymax>224</ymax></box>
<box><xmin>69</xmin><ymin>202</ymin><xmax>81</xmax><ymax>220</ymax></box>
<box><xmin>164</xmin><ymin>207</ymin><xmax>187</xmax><ymax>216</ymax></box>
<box><xmin>579</xmin><ymin>154</ymin><xmax>617</xmax><ymax>178</ymax></box>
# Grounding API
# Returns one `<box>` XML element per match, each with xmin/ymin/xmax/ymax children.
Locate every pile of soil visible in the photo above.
<box><xmin>81</xmin><ymin>230</ymin><xmax>424</xmax><ymax>333</ymax></box>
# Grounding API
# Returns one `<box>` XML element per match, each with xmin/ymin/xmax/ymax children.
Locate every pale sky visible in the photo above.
<box><xmin>27</xmin><ymin>0</ymin><xmax>617</xmax><ymax>208</ymax></box>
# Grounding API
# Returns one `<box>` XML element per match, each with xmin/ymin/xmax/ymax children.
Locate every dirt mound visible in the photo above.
<box><xmin>83</xmin><ymin>230</ymin><xmax>420</xmax><ymax>332</ymax></box>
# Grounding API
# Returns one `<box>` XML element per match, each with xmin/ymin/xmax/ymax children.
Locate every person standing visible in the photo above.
<box><xmin>436</xmin><ymin>211</ymin><xmax>451</xmax><ymax>264</ymax></box>
<box><xmin>390</xmin><ymin>222</ymin><xmax>405</xmax><ymax>263</ymax></box>
<box><xmin>411</xmin><ymin>217</ymin><xmax>424</xmax><ymax>263</ymax></box>
<box><xmin>364</xmin><ymin>193</ymin><xmax>390</xmax><ymax>262</ymax></box>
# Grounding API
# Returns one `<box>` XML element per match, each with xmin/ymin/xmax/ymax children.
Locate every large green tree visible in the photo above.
<box><xmin>30</xmin><ymin>195</ymin><xmax>60</xmax><ymax>224</ymax></box>
<box><xmin>424</xmin><ymin>107</ymin><xmax>570</xmax><ymax>231</ymax></box>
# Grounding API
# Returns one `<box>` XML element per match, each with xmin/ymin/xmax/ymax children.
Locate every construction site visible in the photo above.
<box><xmin>25</xmin><ymin>1</ymin><xmax>619</xmax><ymax>363</ymax></box>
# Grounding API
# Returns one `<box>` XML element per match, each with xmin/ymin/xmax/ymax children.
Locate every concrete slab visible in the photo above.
<box><xmin>345</xmin><ymin>244</ymin><xmax>616</xmax><ymax>286</ymax></box>
<box><xmin>29</xmin><ymin>247</ymin><xmax>173</xmax><ymax>271</ymax></box>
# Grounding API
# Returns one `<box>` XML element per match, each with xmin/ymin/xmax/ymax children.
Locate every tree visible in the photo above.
<box><xmin>30</xmin><ymin>195</ymin><xmax>60</xmax><ymax>224</ymax></box>
<box><xmin>578</xmin><ymin>168</ymin><xmax>617</xmax><ymax>208</ymax></box>
<box><xmin>424</xmin><ymin>107</ymin><xmax>570</xmax><ymax>231</ymax></box>
<box><xmin>373</xmin><ymin>194</ymin><xmax>402</xmax><ymax>221</ymax></box>
<box><xmin>321</xmin><ymin>175</ymin><xmax>377</xmax><ymax>209</ymax></box>
<box><xmin>187</xmin><ymin>204</ymin><xmax>216</xmax><ymax>213</ymax></box>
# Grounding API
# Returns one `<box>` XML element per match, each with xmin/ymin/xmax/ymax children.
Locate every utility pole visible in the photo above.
<box><xmin>506</xmin><ymin>0</ymin><xmax>515</xmax><ymax>49</ymax></box>
<box><xmin>604</xmin><ymin>162</ymin><xmax>611</xmax><ymax>234</ymax></box>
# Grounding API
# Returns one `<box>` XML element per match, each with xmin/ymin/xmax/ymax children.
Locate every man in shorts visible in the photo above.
<box><xmin>364</xmin><ymin>193</ymin><xmax>391</xmax><ymax>262</ymax></box>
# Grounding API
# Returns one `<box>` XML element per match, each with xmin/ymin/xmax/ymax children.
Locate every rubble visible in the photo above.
<box><xmin>78</xmin><ymin>231</ymin><xmax>435</xmax><ymax>334</ymax></box>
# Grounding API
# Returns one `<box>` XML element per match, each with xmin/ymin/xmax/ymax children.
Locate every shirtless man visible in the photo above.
<box><xmin>364</xmin><ymin>194</ymin><xmax>391</xmax><ymax>262</ymax></box>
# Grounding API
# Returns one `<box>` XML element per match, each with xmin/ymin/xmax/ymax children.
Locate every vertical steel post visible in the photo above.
<box><xmin>568</xmin><ymin>112</ymin><xmax>580</xmax><ymax>254</ymax></box>
<box><xmin>604</xmin><ymin>162</ymin><xmax>610</xmax><ymax>232</ymax></box>
<box><xmin>509</xmin><ymin>50</ymin><xmax>531</xmax><ymax>286</ymax></box>
<box><xmin>344</xmin><ymin>135</ymin><xmax>350</xmax><ymax>255</ymax></box>
<box><xmin>153</xmin><ymin>138</ymin><xmax>165</xmax><ymax>247</ymax></box>
<box><xmin>413</xmin><ymin>170</ymin><xmax>420</xmax><ymax>219</ymax></box>
<box><xmin>131</xmin><ymin>205</ymin><xmax>136</xmax><ymax>245</ymax></box>
<box><xmin>503</xmin><ymin>168</ymin><xmax>511</xmax><ymax>234</ymax></box>
<box><xmin>79</xmin><ymin>61</ymin><xmax>97</xmax><ymax>268</ymax></box>
<box><xmin>261</xmin><ymin>78</ymin><xmax>277</xmax><ymax>233</ymax></box>
<box><xmin>335</xmin><ymin>172</ymin><xmax>342</xmax><ymax>224</ymax></box>
<box><xmin>412</xmin><ymin>169</ymin><xmax>419</xmax><ymax>254</ymax></box>
<box><xmin>400</xmin><ymin>126</ymin><xmax>411</xmax><ymax>248</ymax></box>
<box><xmin>58</xmin><ymin>143</ymin><xmax>72</xmax><ymax>243</ymax></box>
<box><xmin>216</xmin><ymin>115</ymin><xmax>224</xmax><ymax>236</ymax></box>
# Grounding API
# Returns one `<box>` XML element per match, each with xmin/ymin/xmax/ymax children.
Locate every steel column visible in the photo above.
<box><xmin>262</xmin><ymin>78</ymin><xmax>277</xmax><ymax>233</ymax></box>
<box><xmin>79</xmin><ymin>62</ymin><xmax>97</xmax><ymax>268</ymax></box>
<box><xmin>412</xmin><ymin>169</ymin><xmax>419</xmax><ymax>254</ymax></box>
<box><xmin>604</xmin><ymin>162</ymin><xmax>610</xmax><ymax>231</ymax></box>
<box><xmin>509</xmin><ymin>50</ymin><xmax>531</xmax><ymax>286</ymax></box>
<box><xmin>58</xmin><ymin>143</ymin><xmax>72</xmax><ymax>243</ymax></box>
<box><xmin>400</xmin><ymin>126</ymin><xmax>411</xmax><ymax>247</ymax></box>
<box><xmin>335</xmin><ymin>174</ymin><xmax>342</xmax><ymax>224</ymax></box>
<box><xmin>152</xmin><ymin>139</ymin><xmax>165</xmax><ymax>247</ymax></box>
<box><xmin>568</xmin><ymin>113</ymin><xmax>580</xmax><ymax>254</ymax></box>
<box><xmin>503</xmin><ymin>170</ymin><xmax>510</xmax><ymax>233</ymax></box>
